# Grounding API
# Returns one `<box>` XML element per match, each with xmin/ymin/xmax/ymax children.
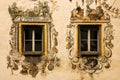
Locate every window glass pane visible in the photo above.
<box><xmin>81</xmin><ymin>41</ymin><xmax>88</xmax><ymax>51</ymax></box>
<box><xmin>25</xmin><ymin>41</ymin><xmax>32</xmax><ymax>51</ymax></box>
<box><xmin>35</xmin><ymin>27</ymin><xmax>43</xmax><ymax>40</ymax></box>
<box><xmin>24</xmin><ymin>28</ymin><xmax>32</xmax><ymax>40</ymax></box>
<box><xmin>90</xmin><ymin>30</ymin><xmax>98</xmax><ymax>39</ymax></box>
<box><xmin>81</xmin><ymin>29</ymin><xmax>88</xmax><ymax>39</ymax></box>
<box><xmin>35</xmin><ymin>41</ymin><xmax>42</xmax><ymax>51</ymax></box>
<box><xmin>90</xmin><ymin>41</ymin><xmax>97</xmax><ymax>51</ymax></box>
<box><xmin>80</xmin><ymin>27</ymin><xmax>88</xmax><ymax>51</ymax></box>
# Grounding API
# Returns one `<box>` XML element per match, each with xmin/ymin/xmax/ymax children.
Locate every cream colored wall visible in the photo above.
<box><xmin>0</xmin><ymin>0</ymin><xmax>120</xmax><ymax>80</ymax></box>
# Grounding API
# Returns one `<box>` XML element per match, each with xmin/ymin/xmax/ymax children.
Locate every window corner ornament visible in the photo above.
<box><xmin>7</xmin><ymin>1</ymin><xmax>60</xmax><ymax>77</ymax></box>
<box><xmin>66</xmin><ymin>1</ymin><xmax>114</xmax><ymax>80</ymax></box>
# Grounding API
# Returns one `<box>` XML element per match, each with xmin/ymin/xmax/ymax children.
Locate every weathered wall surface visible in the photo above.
<box><xmin>0</xmin><ymin>0</ymin><xmax>120</xmax><ymax>80</ymax></box>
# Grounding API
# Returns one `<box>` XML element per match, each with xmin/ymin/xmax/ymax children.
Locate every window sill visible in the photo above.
<box><xmin>23</xmin><ymin>51</ymin><xmax>43</xmax><ymax>56</ymax></box>
<box><xmin>79</xmin><ymin>51</ymin><xmax>99</xmax><ymax>57</ymax></box>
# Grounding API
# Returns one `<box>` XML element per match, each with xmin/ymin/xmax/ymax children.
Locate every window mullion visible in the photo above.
<box><xmin>32</xmin><ymin>30</ymin><xmax>35</xmax><ymax>52</ymax></box>
<box><xmin>88</xmin><ymin>29</ymin><xmax>90</xmax><ymax>51</ymax></box>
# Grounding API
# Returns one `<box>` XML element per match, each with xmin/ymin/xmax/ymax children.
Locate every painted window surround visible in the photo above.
<box><xmin>66</xmin><ymin>4</ymin><xmax>114</xmax><ymax>78</ymax></box>
<box><xmin>7</xmin><ymin>1</ymin><xmax>60</xmax><ymax>77</ymax></box>
<box><xmin>66</xmin><ymin>21</ymin><xmax>113</xmax><ymax>77</ymax></box>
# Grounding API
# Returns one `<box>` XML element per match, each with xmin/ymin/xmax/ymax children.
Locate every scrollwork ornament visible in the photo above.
<box><xmin>48</xmin><ymin>27</ymin><xmax>61</xmax><ymax>69</ymax></box>
<box><xmin>66</xmin><ymin>24</ymin><xmax>75</xmax><ymax>59</ymax></box>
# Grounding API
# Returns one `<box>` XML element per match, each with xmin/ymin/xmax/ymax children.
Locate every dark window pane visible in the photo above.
<box><xmin>25</xmin><ymin>41</ymin><xmax>32</xmax><ymax>51</ymax></box>
<box><xmin>35</xmin><ymin>41</ymin><xmax>42</xmax><ymax>51</ymax></box>
<box><xmin>90</xmin><ymin>41</ymin><xmax>97</xmax><ymax>51</ymax></box>
<box><xmin>81</xmin><ymin>41</ymin><xmax>88</xmax><ymax>51</ymax></box>
<box><xmin>90</xmin><ymin>30</ymin><xmax>98</xmax><ymax>39</ymax></box>
<box><xmin>35</xmin><ymin>27</ymin><xmax>43</xmax><ymax>40</ymax></box>
<box><xmin>81</xmin><ymin>29</ymin><xmax>88</xmax><ymax>39</ymax></box>
<box><xmin>24</xmin><ymin>28</ymin><xmax>32</xmax><ymax>40</ymax></box>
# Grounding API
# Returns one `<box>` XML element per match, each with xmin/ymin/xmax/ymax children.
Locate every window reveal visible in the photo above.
<box><xmin>79</xmin><ymin>25</ymin><xmax>100</xmax><ymax>56</ymax></box>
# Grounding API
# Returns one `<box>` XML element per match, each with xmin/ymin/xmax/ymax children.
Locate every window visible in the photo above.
<box><xmin>78</xmin><ymin>25</ymin><xmax>100</xmax><ymax>56</ymax></box>
<box><xmin>22</xmin><ymin>25</ymin><xmax>43</xmax><ymax>55</ymax></box>
<box><xmin>19</xmin><ymin>23</ymin><xmax>47</xmax><ymax>56</ymax></box>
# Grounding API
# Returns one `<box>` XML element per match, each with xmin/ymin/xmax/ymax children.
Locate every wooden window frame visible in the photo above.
<box><xmin>19</xmin><ymin>23</ymin><xmax>47</xmax><ymax>56</ymax></box>
<box><xmin>76</xmin><ymin>23</ymin><xmax>104</xmax><ymax>57</ymax></box>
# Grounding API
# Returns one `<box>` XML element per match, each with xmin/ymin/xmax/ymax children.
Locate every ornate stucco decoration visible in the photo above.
<box><xmin>69</xmin><ymin>0</ymin><xmax>98</xmax><ymax>5</ymax></box>
<box><xmin>8</xmin><ymin>1</ymin><xmax>52</xmax><ymax>22</ymax></box>
<box><xmin>71</xmin><ymin>5</ymin><xmax>110</xmax><ymax>21</ymax></box>
<box><xmin>70</xmin><ymin>0</ymin><xmax>120</xmax><ymax>19</ymax></box>
<box><xmin>98</xmin><ymin>0</ymin><xmax>120</xmax><ymax>18</ymax></box>
<box><xmin>7</xmin><ymin>1</ymin><xmax>60</xmax><ymax>77</ymax></box>
<box><xmin>66</xmin><ymin>3</ymin><xmax>114</xmax><ymax>80</ymax></box>
<box><xmin>66</xmin><ymin>22</ymin><xmax>114</xmax><ymax>80</ymax></box>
